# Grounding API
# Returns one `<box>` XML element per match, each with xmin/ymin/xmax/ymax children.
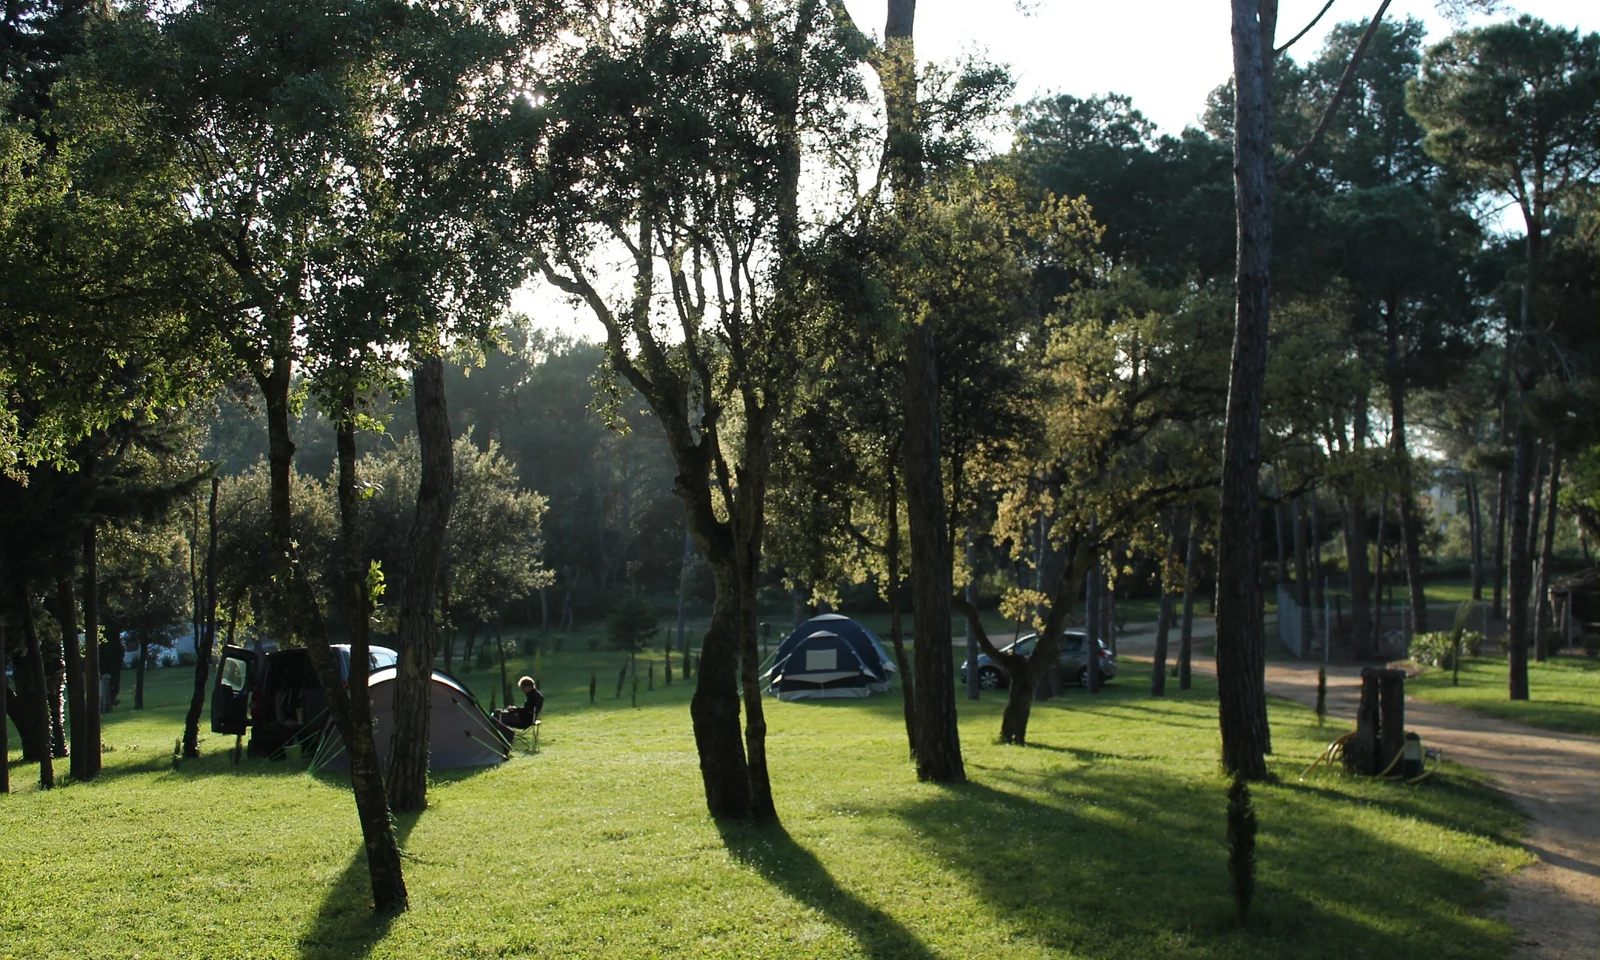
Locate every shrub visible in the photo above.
<box><xmin>1412</xmin><ymin>630</ymin><xmax>1486</xmax><ymax>669</ymax></box>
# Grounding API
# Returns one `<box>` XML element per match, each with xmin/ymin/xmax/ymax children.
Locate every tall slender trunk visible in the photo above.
<box><xmin>390</xmin><ymin>355</ymin><xmax>457</xmax><ymax>813</ymax></box>
<box><xmin>1215</xmin><ymin>0</ymin><xmax>1278</xmax><ymax>780</ymax></box>
<box><xmin>261</xmin><ymin>362</ymin><xmax>406</xmax><ymax>913</ymax></box>
<box><xmin>1</xmin><ymin>619</ymin><xmax>7</xmax><ymax>793</ymax></box>
<box><xmin>1151</xmin><ymin>516</ymin><xmax>1180</xmax><ymax>696</ymax></box>
<box><xmin>1274</xmin><ymin>498</ymin><xmax>1289</xmax><ymax>587</ymax></box>
<box><xmin>1466</xmin><ymin>475</ymin><xmax>1484</xmax><ymax>602</ymax></box>
<box><xmin>81</xmin><ymin>519</ymin><xmax>101</xmax><ymax>780</ymax></box>
<box><xmin>734</xmin><ymin>512</ymin><xmax>773</xmax><ymax>818</ymax></box>
<box><xmin>1179</xmin><ymin>505</ymin><xmax>1198</xmax><ymax>690</ymax></box>
<box><xmin>1085</xmin><ymin>554</ymin><xmax>1101</xmax><ymax>693</ymax></box>
<box><xmin>1385</xmin><ymin>298</ymin><xmax>1428</xmax><ymax>634</ymax></box>
<box><xmin>1344</xmin><ymin>496</ymin><xmax>1373</xmax><ymax>658</ymax></box>
<box><xmin>182</xmin><ymin>477</ymin><xmax>221</xmax><ymax>758</ymax></box>
<box><xmin>1491</xmin><ymin>470</ymin><xmax>1508</xmax><ymax>620</ymax></box>
<box><xmin>43</xmin><ymin>596</ymin><xmax>65</xmax><ymax>758</ymax></box>
<box><xmin>1294</xmin><ymin>495</ymin><xmax>1314</xmax><ymax>649</ymax></box>
<box><xmin>675</xmin><ymin>528</ymin><xmax>693</xmax><ymax>654</ymax></box>
<box><xmin>1506</xmin><ymin>420</ymin><xmax>1534</xmax><ymax>700</ymax></box>
<box><xmin>1534</xmin><ymin>457</ymin><xmax>1561</xmax><ymax>661</ymax></box>
<box><xmin>964</xmin><ymin>535</ymin><xmax>979</xmax><ymax>700</ymax></box>
<box><xmin>1374</xmin><ymin>499</ymin><xmax>1386</xmax><ymax>645</ymax></box>
<box><xmin>883</xmin><ymin>0</ymin><xmax>961</xmax><ymax>784</ymax></box>
<box><xmin>15</xmin><ymin>581</ymin><xmax>53</xmax><ymax>788</ymax></box>
<box><xmin>55</xmin><ymin>578</ymin><xmax>84</xmax><ymax>779</ymax></box>
<box><xmin>886</xmin><ymin>456</ymin><xmax>914</xmax><ymax>756</ymax></box>
<box><xmin>1526</xmin><ymin>448</ymin><xmax>1544</xmax><ymax>583</ymax></box>
<box><xmin>133</xmin><ymin>638</ymin><xmax>147</xmax><ymax>711</ymax></box>
<box><xmin>1310</xmin><ymin>490</ymin><xmax>1324</xmax><ymax>614</ymax></box>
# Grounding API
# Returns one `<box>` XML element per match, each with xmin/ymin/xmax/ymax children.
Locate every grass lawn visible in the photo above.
<box><xmin>1407</xmin><ymin>655</ymin><xmax>1600</xmax><ymax>737</ymax></box>
<box><xmin>4</xmin><ymin>642</ymin><xmax>1530</xmax><ymax>960</ymax></box>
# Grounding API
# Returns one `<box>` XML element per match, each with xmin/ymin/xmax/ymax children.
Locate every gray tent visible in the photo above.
<box><xmin>311</xmin><ymin>667</ymin><xmax>508</xmax><ymax>772</ymax></box>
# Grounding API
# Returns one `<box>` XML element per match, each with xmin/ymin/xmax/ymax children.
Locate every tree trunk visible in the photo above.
<box><xmin>1386</xmin><ymin>298</ymin><xmax>1429</xmax><ymax>634</ymax></box>
<box><xmin>1534</xmin><ymin>456</ymin><xmax>1561</xmax><ymax>661</ymax></box>
<box><xmin>691</xmin><ymin>560</ymin><xmax>754</xmax><ymax>817</ymax></box>
<box><xmin>1466</xmin><ymin>475</ymin><xmax>1484</xmax><ymax>602</ymax></box>
<box><xmin>1491</xmin><ymin>469</ymin><xmax>1507</xmax><ymax>619</ymax></box>
<box><xmin>133</xmin><ymin>637</ymin><xmax>147</xmax><ymax>711</ymax></box>
<box><xmin>54</xmin><ymin>578</ymin><xmax>85</xmax><ymax>779</ymax></box>
<box><xmin>1179</xmin><ymin>505</ymin><xmax>1198</xmax><ymax>691</ymax></box>
<box><xmin>733</xmin><ymin>518</ymin><xmax>774</xmax><ymax>818</ymax></box>
<box><xmin>81</xmin><ymin>521</ymin><xmax>101</xmax><ymax>779</ymax></box>
<box><xmin>1374</xmin><ymin>500</ymin><xmax>1386</xmax><ymax>647</ymax></box>
<box><xmin>1526</xmin><ymin>449</ymin><xmax>1544</xmax><ymax>591</ymax></box>
<box><xmin>1</xmin><ymin>619</ymin><xmax>7</xmax><ymax>793</ymax></box>
<box><xmin>390</xmin><ymin>355</ymin><xmax>457</xmax><ymax>814</ymax></box>
<box><xmin>904</xmin><ymin>319</ymin><xmax>963</xmax><ymax>783</ymax></box>
<box><xmin>1506</xmin><ymin>419</ymin><xmax>1534</xmax><ymax>700</ymax></box>
<box><xmin>15</xmin><ymin>581</ymin><xmax>54</xmax><ymax>788</ymax></box>
<box><xmin>1085</xmin><ymin>555</ymin><xmax>1102</xmax><ymax>693</ymax></box>
<box><xmin>675</xmin><ymin>528</ymin><xmax>693</xmax><ymax>654</ymax></box>
<box><xmin>886</xmin><ymin>457</ymin><xmax>915</xmax><ymax>756</ymax></box>
<box><xmin>1309</xmin><ymin>489</ymin><xmax>1325</xmax><ymax>615</ymax></box>
<box><xmin>964</xmin><ymin>535</ymin><xmax>979</xmax><ymax>700</ymax></box>
<box><xmin>1294</xmin><ymin>495</ymin><xmax>1314</xmax><ymax>650</ymax></box>
<box><xmin>878</xmin><ymin>0</ymin><xmax>961</xmax><ymax>783</ymax></box>
<box><xmin>1344</xmin><ymin>496</ymin><xmax>1373</xmax><ymax>658</ymax></box>
<box><xmin>182</xmin><ymin>477</ymin><xmax>221</xmax><ymax>758</ymax></box>
<box><xmin>261</xmin><ymin>362</ymin><xmax>407</xmax><ymax>913</ymax></box>
<box><xmin>1151</xmin><ymin>520</ymin><xmax>1178</xmax><ymax>697</ymax></box>
<box><xmin>1214</xmin><ymin>0</ymin><xmax>1277</xmax><ymax>781</ymax></box>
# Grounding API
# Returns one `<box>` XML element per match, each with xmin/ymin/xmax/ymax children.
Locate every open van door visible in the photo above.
<box><xmin>211</xmin><ymin>645</ymin><xmax>258</xmax><ymax>735</ymax></box>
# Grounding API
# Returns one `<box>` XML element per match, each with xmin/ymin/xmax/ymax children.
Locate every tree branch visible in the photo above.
<box><xmin>1278</xmin><ymin>0</ymin><xmax>1394</xmax><ymax>179</ymax></box>
<box><xmin>1275</xmin><ymin>0</ymin><xmax>1338</xmax><ymax>56</ymax></box>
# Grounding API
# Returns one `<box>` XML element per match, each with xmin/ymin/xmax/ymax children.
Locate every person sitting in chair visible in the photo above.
<box><xmin>493</xmin><ymin>676</ymin><xmax>543</xmax><ymax>734</ymax></box>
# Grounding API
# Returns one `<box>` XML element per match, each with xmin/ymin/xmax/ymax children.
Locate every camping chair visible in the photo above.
<box><xmin>510</xmin><ymin>716</ymin><xmax>541</xmax><ymax>756</ymax></box>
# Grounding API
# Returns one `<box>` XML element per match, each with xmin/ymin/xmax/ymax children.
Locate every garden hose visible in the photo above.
<box><xmin>1376</xmin><ymin>742</ymin><xmax>1407</xmax><ymax>778</ymax></box>
<box><xmin>1299</xmin><ymin>732</ymin><xmax>1355</xmax><ymax>780</ymax></box>
<box><xmin>1301</xmin><ymin>731</ymin><xmax>1438</xmax><ymax>785</ymax></box>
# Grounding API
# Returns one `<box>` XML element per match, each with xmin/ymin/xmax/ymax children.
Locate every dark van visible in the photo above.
<box><xmin>210</xmin><ymin>643</ymin><xmax>399</xmax><ymax>757</ymax></box>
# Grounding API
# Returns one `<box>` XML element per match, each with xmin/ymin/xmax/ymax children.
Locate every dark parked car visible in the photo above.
<box><xmin>959</xmin><ymin>632</ymin><xmax>1117</xmax><ymax>690</ymax></box>
<box><xmin>210</xmin><ymin>643</ymin><xmax>398</xmax><ymax>757</ymax></box>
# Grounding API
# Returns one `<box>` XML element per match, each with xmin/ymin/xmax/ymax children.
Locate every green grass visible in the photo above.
<box><xmin>1423</xmin><ymin>581</ymin><xmax>1481</xmax><ymax>605</ymax></box>
<box><xmin>4</xmin><ymin>643</ymin><xmax>1530</xmax><ymax>960</ymax></box>
<box><xmin>1407</xmin><ymin>655</ymin><xmax>1600</xmax><ymax>736</ymax></box>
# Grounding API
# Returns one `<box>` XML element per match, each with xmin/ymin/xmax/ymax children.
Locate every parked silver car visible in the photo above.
<box><xmin>960</xmin><ymin>632</ymin><xmax>1117</xmax><ymax>689</ymax></box>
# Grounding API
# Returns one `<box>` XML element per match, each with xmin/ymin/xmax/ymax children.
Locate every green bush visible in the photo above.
<box><xmin>1412</xmin><ymin>630</ymin><xmax>1486</xmax><ymax>669</ymax></box>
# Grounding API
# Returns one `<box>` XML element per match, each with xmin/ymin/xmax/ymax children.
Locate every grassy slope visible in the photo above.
<box><xmin>1407</xmin><ymin>655</ymin><xmax>1600</xmax><ymax>736</ymax></box>
<box><xmin>4</xmin><ymin>643</ymin><xmax>1528</xmax><ymax>960</ymax></box>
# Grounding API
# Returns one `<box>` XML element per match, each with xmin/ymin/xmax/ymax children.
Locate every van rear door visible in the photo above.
<box><xmin>210</xmin><ymin>645</ymin><xmax>259</xmax><ymax>735</ymax></box>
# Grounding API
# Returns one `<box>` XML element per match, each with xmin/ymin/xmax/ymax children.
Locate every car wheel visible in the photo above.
<box><xmin>1077</xmin><ymin>667</ymin><xmax>1090</xmax><ymax>689</ymax></box>
<box><xmin>978</xmin><ymin>666</ymin><xmax>1004</xmax><ymax>690</ymax></box>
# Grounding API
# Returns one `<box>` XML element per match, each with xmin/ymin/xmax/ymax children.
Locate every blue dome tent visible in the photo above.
<box><xmin>761</xmin><ymin>614</ymin><xmax>897</xmax><ymax>701</ymax></box>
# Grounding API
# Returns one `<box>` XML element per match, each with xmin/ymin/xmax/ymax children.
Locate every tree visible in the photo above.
<box><xmin>960</xmin><ymin>272</ymin><xmax>1229</xmax><ymax>744</ymax></box>
<box><xmin>1215</xmin><ymin>0</ymin><xmax>1397</xmax><ymax>779</ymax></box>
<box><xmin>531</xmin><ymin>0</ymin><xmax>869</xmax><ymax>817</ymax></box>
<box><xmin>1409</xmin><ymin>15</ymin><xmax>1599</xmax><ymax>699</ymax></box>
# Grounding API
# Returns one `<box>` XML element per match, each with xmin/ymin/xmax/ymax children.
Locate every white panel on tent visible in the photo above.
<box><xmin>805</xmin><ymin>648</ymin><xmax>837</xmax><ymax>671</ymax></box>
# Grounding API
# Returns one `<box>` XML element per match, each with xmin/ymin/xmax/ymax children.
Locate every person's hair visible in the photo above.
<box><xmin>518</xmin><ymin>675</ymin><xmax>535</xmax><ymax>689</ymax></box>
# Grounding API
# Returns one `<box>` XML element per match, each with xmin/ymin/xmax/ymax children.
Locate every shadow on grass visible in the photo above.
<box><xmin>295</xmin><ymin>812</ymin><xmax>421</xmax><ymax>960</ymax></box>
<box><xmin>890</xmin><ymin>770</ymin><xmax>1516</xmax><ymax>959</ymax></box>
<box><xmin>717</xmin><ymin>818</ymin><xmax>939</xmax><ymax>960</ymax></box>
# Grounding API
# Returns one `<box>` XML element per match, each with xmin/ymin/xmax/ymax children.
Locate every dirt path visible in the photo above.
<box><xmin>1113</xmin><ymin>620</ymin><xmax>1599</xmax><ymax>959</ymax></box>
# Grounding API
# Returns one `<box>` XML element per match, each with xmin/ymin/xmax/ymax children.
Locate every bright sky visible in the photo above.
<box><xmin>516</xmin><ymin>0</ymin><xmax>1594</xmax><ymax>341</ymax></box>
<box><xmin>874</xmin><ymin>0</ymin><xmax>1595</xmax><ymax>137</ymax></box>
